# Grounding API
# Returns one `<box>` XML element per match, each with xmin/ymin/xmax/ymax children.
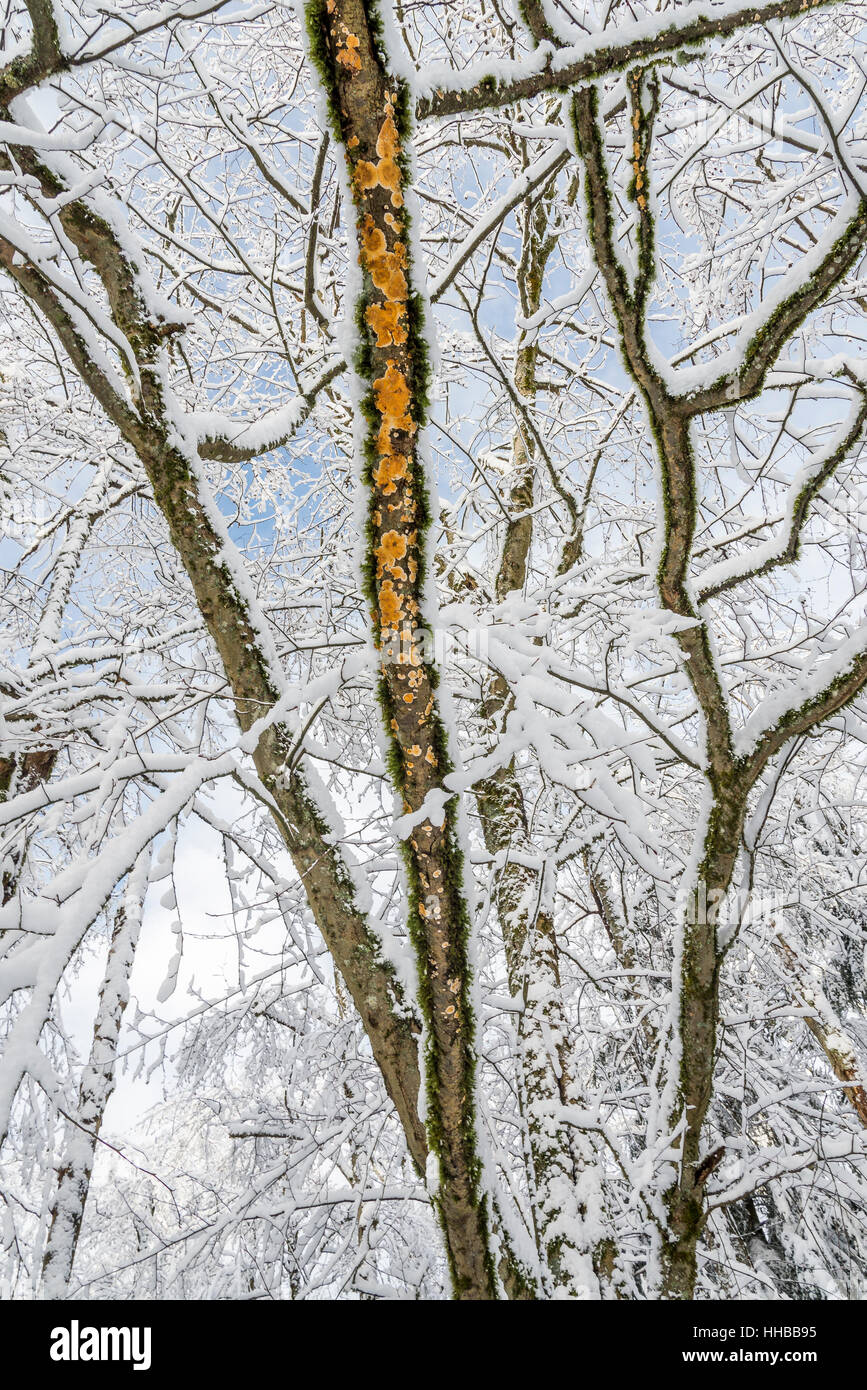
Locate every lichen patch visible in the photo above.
<box><xmin>336</xmin><ymin>31</ymin><xmax>361</xmax><ymax>71</ymax></box>
<box><xmin>366</xmin><ymin>300</ymin><xmax>408</xmax><ymax>347</ymax></box>
<box><xmin>373</xmin><ymin>452</ymin><xmax>408</xmax><ymax>496</ymax></box>
<box><xmin>354</xmin><ymin>98</ymin><xmax>404</xmax><ymax>208</ymax></box>
<box><xmin>376</xmin><ymin>528</ymin><xmax>407</xmax><ymax>579</ymax></box>
<box><xmin>373</xmin><ymin>360</ymin><xmax>415</xmax><ymax>455</ymax></box>
<box><xmin>360</xmin><ymin>217</ymin><xmax>408</xmax><ymax>304</ymax></box>
<box><xmin>379</xmin><ymin>578</ymin><xmax>402</xmax><ymax>629</ymax></box>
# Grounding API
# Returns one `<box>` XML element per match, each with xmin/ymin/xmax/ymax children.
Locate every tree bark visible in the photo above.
<box><xmin>305</xmin><ymin>0</ymin><xmax>498</xmax><ymax>1297</ymax></box>
<box><xmin>41</xmin><ymin>871</ymin><xmax>146</xmax><ymax>1297</ymax></box>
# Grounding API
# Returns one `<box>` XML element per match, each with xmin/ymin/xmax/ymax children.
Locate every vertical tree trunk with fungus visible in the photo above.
<box><xmin>306</xmin><ymin>0</ymin><xmax>497</xmax><ymax>1298</ymax></box>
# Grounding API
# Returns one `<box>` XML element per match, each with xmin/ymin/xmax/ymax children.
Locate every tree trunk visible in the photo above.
<box><xmin>41</xmin><ymin>862</ymin><xmax>146</xmax><ymax>1297</ymax></box>
<box><xmin>306</xmin><ymin>0</ymin><xmax>498</xmax><ymax>1297</ymax></box>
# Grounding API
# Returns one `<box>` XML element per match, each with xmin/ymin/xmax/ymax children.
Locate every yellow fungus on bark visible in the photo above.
<box><xmin>379</xmin><ymin>578</ymin><xmax>402</xmax><ymax>628</ymax></box>
<box><xmin>373</xmin><ymin>452</ymin><xmax>407</xmax><ymax>495</ymax></box>
<box><xmin>354</xmin><ymin>102</ymin><xmax>405</xmax><ymax>208</ymax></box>
<box><xmin>376</xmin><ymin>528</ymin><xmax>407</xmax><ymax>578</ymax></box>
<box><xmin>336</xmin><ymin>32</ymin><xmax>361</xmax><ymax>71</ymax></box>
<box><xmin>373</xmin><ymin>361</ymin><xmax>415</xmax><ymax>455</ymax></box>
<box><xmin>366</xmin><ymin>300</ymin><xmax>408</xmax><ymax>346</ymax></box>
<box><xmin>360</xmin><ymin>219</ymin><xmax>408</xmax><ymax>303</ymax></box>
